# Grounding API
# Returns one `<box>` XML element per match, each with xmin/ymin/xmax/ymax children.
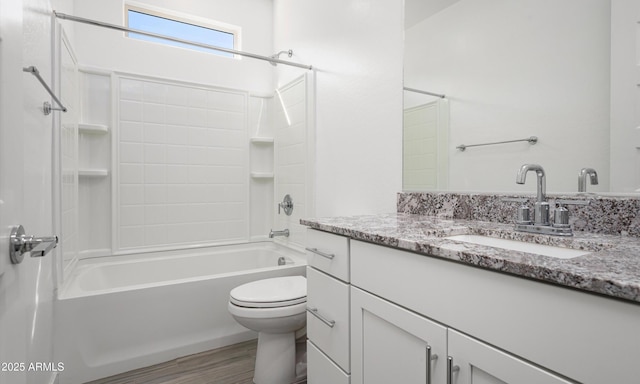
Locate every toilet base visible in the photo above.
<box><xmin>254</xmin><ymin>331</ymin><xmax>296</xmax><ymax>384</ymax></box>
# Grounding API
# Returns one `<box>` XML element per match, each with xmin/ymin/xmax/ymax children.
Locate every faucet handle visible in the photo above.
<box><xmin>278</xmin><ymin>194</ymin><xmax>294</xmax><ymax>216</ymax></box>
<box><xmin>553</xmin><ymin>205</ymin><xmax>570</xmax><ymax>228</ymax></box>
<box><xmin>516</xmin><ymin>205</ymin><xmax>532</xmax><ymax>225</ymax></box>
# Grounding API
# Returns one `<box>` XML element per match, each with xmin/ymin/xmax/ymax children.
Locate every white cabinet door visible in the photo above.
<box><xmin>351</xmin><ymin>286</ymin><xmax>447</xmax><ymax>384</ymax></box>
<box><xmin>448</xmin><ymin>330</ymin><xmax>573</xmax><ymax>384</ymax></box>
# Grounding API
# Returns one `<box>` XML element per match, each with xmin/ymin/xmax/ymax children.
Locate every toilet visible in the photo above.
<box><xmin>228</xmin><ymin>276</ymin><xmax>307</xmax><ymax>384</ymax></box>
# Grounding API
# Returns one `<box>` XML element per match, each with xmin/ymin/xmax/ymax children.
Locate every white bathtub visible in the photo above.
<box><xmin>55</xmin><ymin>242</ymin><xmax>307</xmax><ymax>384</ymax></box>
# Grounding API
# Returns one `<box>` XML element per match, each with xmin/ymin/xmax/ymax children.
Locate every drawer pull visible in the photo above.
<box><xmin>305</xmin><ymin>247</ymin><xmax>335</xmax><ymax>260</ymax></box>
<box><xmin>426</xmin><ymin>345</ymin><xmax>438</xmax><ymax>384</ymax></box>
<box><xmin>447</xmin><ymin>356</ymin><xmax>460</xmax><ymax>384</ymax></box>
<box><xmin>307</xmin><ymin>307</ymin><xmax>336</xmax><ymax>328</ymax></box>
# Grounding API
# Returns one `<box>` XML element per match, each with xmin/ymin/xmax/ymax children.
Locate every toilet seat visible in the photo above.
<box><xmin>229</xmin><ymin>276</ymin><xmax>307</xmax><ymax>309</ymax></box>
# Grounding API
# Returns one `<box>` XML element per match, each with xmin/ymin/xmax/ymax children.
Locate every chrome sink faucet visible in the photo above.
<box><xmin>578</xmin><ymin>168</ymin><xmax>598</xmax><ymax>192</ymax></box>
<box><xmin>514</xmin><ymin>164</ymin><xmax>573</xmax><ymax>236</ymax></box>
<box><xmin>516</xmin><ymin>164</ymin><xmax>549</xmax><ymax>225</ymax></box>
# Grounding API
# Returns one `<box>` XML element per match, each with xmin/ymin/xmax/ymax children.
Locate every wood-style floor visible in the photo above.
<box><xmin>85</xmin><ymin>339</ymin><xmax>307</xmax><ymax>384</ymax></box>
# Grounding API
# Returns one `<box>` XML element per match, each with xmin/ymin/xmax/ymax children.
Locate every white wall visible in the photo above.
<box><xmin>273</xmin><ymin>0</ymin><xmax>404</xmax><ymax>217</ymax></box>
<box><xmin>0</xmin><ymin>0</ymin><xmax>57</xmax><ymax>383</ymax></box>
<box><xmin>71</xmin><ymin>0</ymin><xmax>275</xmax><ymax>94</ymax></box>
<box><xmin>405</xmin><ymin>0</ymin><xmax>611</xmax><ymax>194</ymax></box>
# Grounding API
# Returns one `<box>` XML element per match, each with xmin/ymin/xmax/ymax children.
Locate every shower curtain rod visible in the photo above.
<box><xmin>53</xmin><ymin>11</ymin><xmax>313</xmax><ymax>70</ymax></box>
<box><xmin>403</xmin><ymin>87</ymin><xmax>446</xmax><ymax>99</ymax></box>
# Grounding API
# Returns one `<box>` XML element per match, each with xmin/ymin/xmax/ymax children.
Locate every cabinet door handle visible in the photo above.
<box><xmin>306</xmin><ymin>307</ymin><xmax>336</xmax><ymax>328</ymax></box>
<box><xmin>447</xmin><ymin>356</ymin><xmax>460</xmax><ymax>384</ymax></box>
<box><xmin>305</xmin><ymin>247</ymin><xmax>335</xmax><ymax>260</ymax></box>
<box><xmin>426</xmin><ymin>345</ymin><xmax>438</xmax><ymax>384</ymax></box>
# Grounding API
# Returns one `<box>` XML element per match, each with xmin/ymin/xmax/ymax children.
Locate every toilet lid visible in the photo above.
<box><xmin>230</xmin><ymin>276</ymin><xmax>307</xmax><ymax>308</ymax></box>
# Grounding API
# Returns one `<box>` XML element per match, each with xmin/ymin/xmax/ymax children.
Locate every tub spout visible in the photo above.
<box><xmin>269</xmin><ymin>229</ymin><xmax>289</xmax><ymax>238</ymax></box>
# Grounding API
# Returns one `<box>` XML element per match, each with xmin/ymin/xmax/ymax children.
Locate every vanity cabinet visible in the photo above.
<box><xmin>351</xmin><ymin>286</ymin><xmax>573</xmax><ymax>384</ymax></box>
<box><xmin>304</xmin><ymin>227</ymin><xmax>640</xmax><ymax>384</ymax></box>
<box><xmin>305</xmin><ymin>229</ymin><xmax>351</xmax><ymax>383</ymax></box>
<box><xmin>349</xmin><ymin>239</ymin><xmax>640</xmax><ymax>384</ymax></box>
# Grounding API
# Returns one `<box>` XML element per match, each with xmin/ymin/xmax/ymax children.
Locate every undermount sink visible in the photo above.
<box><xmin>444</xmin><ymin>234</ymin><xmax>590</xmax><ymax>259</ymax></box>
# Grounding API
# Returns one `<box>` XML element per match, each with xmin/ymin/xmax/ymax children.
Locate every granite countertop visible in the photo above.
<box><xmin>301</xmin><ymin>213</ymin><xmax>640</xmax><ymax>304</ymax></box>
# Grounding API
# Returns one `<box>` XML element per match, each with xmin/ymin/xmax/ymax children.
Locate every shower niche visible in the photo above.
<box><xmin>249</xmin><ymin>95</ymin><xmax>276</xmax><ymax>241</ymax></box>
<box><xmin>77</xmin><ymin>69</ymin><xmax>112</xmax><ymax>258</ymax></box>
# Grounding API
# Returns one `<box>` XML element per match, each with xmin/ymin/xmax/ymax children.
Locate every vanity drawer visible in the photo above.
<box><xmin>306</xmin><ymin>228</ymin><xmax>350</xmax><ymax>282</ymax></box>
<box><xmin>307</xmin><ymin>340</ymin><xmax>350</xmax><ymax>384</ymax></box>
<box><xmin>306</xmin><ymin>266</ymin><xmax>350</xmax><ymax>372</ymax></box>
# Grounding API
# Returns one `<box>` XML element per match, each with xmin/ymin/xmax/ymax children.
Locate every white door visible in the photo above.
<box><xmin>351</xmin><ymin>287</ymin><xmax>447</xmax><ymax>384</ymax></box>
<box><xmin>448</xmin><ymin>330</ymin><xmax>574</xmax><ymax>384</ymax></box>
<box><xmin>0</xmin><ymin>2</ymin><xmax>57</xmax><ymax>384</ymax></box>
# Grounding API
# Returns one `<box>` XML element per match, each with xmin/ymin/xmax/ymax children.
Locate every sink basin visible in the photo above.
<box><xmin>444</xmin><ymin>235</ymin><xmax>590</xmax><ymax>259</ymax></box>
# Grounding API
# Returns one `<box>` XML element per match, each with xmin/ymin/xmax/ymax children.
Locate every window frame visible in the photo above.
<box><xmin>124</xmin><ymin>3</ymin><xmax>241</xmax><ymax>58</ymax></box>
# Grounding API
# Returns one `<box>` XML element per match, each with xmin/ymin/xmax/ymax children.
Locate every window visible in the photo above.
<box><xmin>125</xmin><ymin>5</ymin><xmax>238</xmax><ymax>58</ymax></box>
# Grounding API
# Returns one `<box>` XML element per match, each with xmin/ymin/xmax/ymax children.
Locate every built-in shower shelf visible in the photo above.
<box><xmin>250</xmin><ymin>172</ymin><xmax>274</xmax><ymax>179</ymax></box>
<box><xmin>250</xmin><ymin>137</ymin><xmax>274</xmax><ymax>144</ymax></box>
<box><xmin>79</xmin><ymin>123</ymin><xmax>109</xmax><ymax>134</ymax></box>
<box><xmin>79</xmin><ymin>169</ymin><xmax>109</xmax><ymax>177</ymax></box>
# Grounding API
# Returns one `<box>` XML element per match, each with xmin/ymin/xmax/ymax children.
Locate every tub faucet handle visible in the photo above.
<box><xmin>278</xmin><ymin>194</ymin><xmax>294</xmax><ymax>216</ymax></box>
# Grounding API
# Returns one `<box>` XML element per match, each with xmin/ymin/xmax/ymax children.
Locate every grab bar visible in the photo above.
<box><xmin>23</xmin><ymin>66</ymin><xmax>68</xmax><ymax>115</ymax></box>
<box><xmin>457</xmin><ymin>136</ymin><xmax>537</xmax><ymax>151</ymax></box>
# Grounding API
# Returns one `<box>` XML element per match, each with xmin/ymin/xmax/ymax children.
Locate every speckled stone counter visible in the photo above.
<box><xmin>397</xmin><ymin>192</ymin><xmax>640</xmax><ymax>236</ymax></box>
<box><xmin>300</xmin><ymin>213</ymin><xmax>640</xmax><ymax>303</ymax></box>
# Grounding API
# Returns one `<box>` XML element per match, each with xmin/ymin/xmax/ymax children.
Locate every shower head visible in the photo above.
<box><xmin>269</xmin><ymin>50</ymin><xmax>293</xmax><ymax>66</ymax></box>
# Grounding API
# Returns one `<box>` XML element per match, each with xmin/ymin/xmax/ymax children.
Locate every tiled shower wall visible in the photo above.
<box><xmin>116</xmin><ymin>75</ymin><xmax>248</xmax><ymax>251</ymax></box>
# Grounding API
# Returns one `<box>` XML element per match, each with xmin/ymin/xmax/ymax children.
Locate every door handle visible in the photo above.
<box><xmin>10</xmin><ymin>225</ymin><xmax>58</xmax><ymax>264</ymax></box>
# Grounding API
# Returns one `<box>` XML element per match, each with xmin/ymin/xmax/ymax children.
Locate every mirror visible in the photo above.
<box><xmin>403</xmin><ymin>0</ymin><xmax>639</xmax><ymax>195</ymax></box>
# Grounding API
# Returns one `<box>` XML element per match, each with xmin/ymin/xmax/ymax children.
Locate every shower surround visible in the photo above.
<box><xmin>115</xmin><ymin>74</ymin><xmax>249</xmax><ymax>251</ymax></box>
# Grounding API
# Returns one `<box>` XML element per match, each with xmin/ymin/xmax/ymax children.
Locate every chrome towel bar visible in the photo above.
<box><xmin>23</xmin><ymin>66</ymin><xmax>68</xmax><ymax>115</ymax></box>
<box><xmin>457</xmin><ymin>136</ymin><xmax>537</xmax><ymax>151</ymax></box>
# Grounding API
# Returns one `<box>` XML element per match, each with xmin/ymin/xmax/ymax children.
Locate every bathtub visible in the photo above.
<box><xmin>55</xmin><ymin>242</ymin><xmax>306</xmax><ymax>384</ymax></box>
